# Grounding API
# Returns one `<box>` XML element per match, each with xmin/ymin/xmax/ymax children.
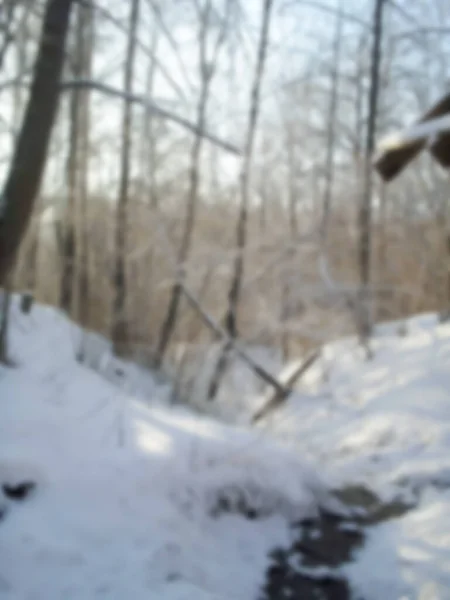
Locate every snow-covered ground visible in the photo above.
<box><xmin>0</xmin><ymin>299</ymin><xmax>330</xmax><ymax>600</ymax></box>
<box><xmin>261</xmin><ymin>314</ymin><xmax>450</xmax><ymax>598</ymax></box>
<box><xmin>1</xmin><ymin>299</ymin><xmax>450</xmax><ymax>598</ymax></box>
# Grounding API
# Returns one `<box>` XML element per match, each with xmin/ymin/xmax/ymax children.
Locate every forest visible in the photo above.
<box><xmin>2</xmin><ymin>0</ymin><xmax>449</xmax><ymax>387</ymax></box>
<box><xmin>1</xmin><ymin>1</ymin><xmax>450</xmax><ymax>598</ymax></box>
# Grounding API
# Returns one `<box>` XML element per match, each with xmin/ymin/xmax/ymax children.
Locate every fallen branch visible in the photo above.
<box><xmin>251</xmin><ymin>349</ymin><xmax>320</xmax><ymax>424</ymax></box>
<box><xmin>180</xmin><ymin>283</ymin><xmax>288</xmax><ymax>399</ymax></box>
<box><xmin>60</xmin><ymin>79</ymin><xmax>241</xmax><ymax>155</ymax></box>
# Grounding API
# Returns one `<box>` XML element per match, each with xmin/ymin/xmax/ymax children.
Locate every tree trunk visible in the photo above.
<box><xmin>60</xmin><ymin>84</ymin><xmax>78</xmax><ymax>314</ymax></box>
<box><xmin>321</xmin><ymin>0</ymin><xmax>343</xmax><ymax>243</ymax></box>
<box><xmin>60</xmin><ymin>2</ymin><xmax>86</xmax><ymax>314</ymax></box>
<box><xmin>280</xmin><ymin>124</ymin><xmax>298</xmax><ymax>362</ymax></box>
<box><xmin>0</xmin><ymin>279</ymin><xmax>12</xmax><ymax>364</ymax></box>
<box><xmin>0</xmin><ymin>0</ymin><xmax>74</xmax><ymax>285</ymax></box>
<box><xmin>142</xmin><ymin>23</ymin><xmax>159</xmax><ymax>340</ymax></box>
<box><xmin>76</xmin><ymin>2</ymin><xmax>94</xmax><ymax>327</ymax></box>
<box><xmin>207</xmin><ymin>0</ymin><xmax>274</xmax><ymax>400</ymax></box>
<box><xmin>111</xmin><ymin>0</ymin><xmax>140</xmax><ymax>356</ymax></box>
<box><xmin>357</xmin><ymin>0</ymin><xmax>385</xmax><ymax>344</ymax></box>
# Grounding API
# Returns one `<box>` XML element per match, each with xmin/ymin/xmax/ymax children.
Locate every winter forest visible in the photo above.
<box><xmin>3</xmin><ymin>0</ymin><xmax>450</xmax><ymax>375</ymax></box>
<box><xmin>2</xmin><ymin>0</ymin><xmax>450</xmax><ymax>598</ymax></box>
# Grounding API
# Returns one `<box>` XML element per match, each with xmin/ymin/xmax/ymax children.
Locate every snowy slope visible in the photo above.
<box><xmin>3</xmin><ymin>299</ymin><xmax>450</xmax><ymax>598</ymax></box>
<box><xmin>263</xmin><ymin>314</ymin><xmax>450</xmax><ymax>598</ymax></box>
<box><xmin>0</xmin><ymin>300</ymin><xmax>329</xmax><ymax>600</ymax></box>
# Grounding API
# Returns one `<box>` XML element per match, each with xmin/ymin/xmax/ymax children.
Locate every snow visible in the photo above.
<box><xmin>261</xmin><ymin>313</ymin><xmax>450</xmax><ymax>597</ymax></box>
<box><xmin>0</xmin><ymin>299</ymin><xmax>324</xmax><ymax>600</ymax></box>
<box><xmin>375</xmin><ymin>114</ymin><xmax>450</xmax><ymax>156</ymax></box>
<box><xmin>2</xmin><ymin>298</ymin><xmax>450</xmax><ymax>598</ymax></box>
<box><xmin>345</xmin><ymin>488</ymin><xmax>450</xmax><ymax>599</ymax></box>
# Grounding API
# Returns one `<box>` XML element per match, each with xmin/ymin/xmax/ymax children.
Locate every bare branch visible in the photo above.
<box><xmin>144</xmin><ymin>0</ymin><xmax>196</xmax><ymax>94</ymax></box>
<box><xmin>60</xmin><ymin>79</ymin><xmax>241</xmax><ymax>154</ymax></box>
<box><xmin>74</xmin><ymin>0</ymin><xmax>191</xmax><ymax>103</ymax></box>
<box><xmin>252</xmin><ymin>349</ymin><xmax>320</xmax><ymax>424</ymax></box>
<box><xmin>180</xmin><ymin>283</ymin><xmax>289</xmax><ymax>398</ymax></box>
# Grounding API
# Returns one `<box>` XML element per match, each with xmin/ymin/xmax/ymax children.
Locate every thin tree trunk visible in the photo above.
<box><xmin>61</xmin><ymin>2</ymin><xmax>93</xmax><ymax>318</ymax></box>
<box><xmin>0</xmin><ymin>0</ymin><xmax>74</xmax><ymax>285</ymax></box>
<box><xmin>321</xmin><ymin>1</ymin><xmax>343</xmax><ymax>243</ymax></box>
<box><xmin>286</xmin><ymin>129</ymin><xmax>299</xmax><ymax>242</ymax></box>
<box><xmin>111</xmin><ymin>0</ymin><xmax>140</xmax><ymax>355</ymax></box>
<box><xmin>154</xmin><ymin>0</ymin><xmax>228</xmax><ymax>368</ymax></box>
<box><xmin>60</xmin><ymin>12</ymin><xmax>83</xmax><ymax>313</ymax></box>
<box><xmin>207</xmin><ymin>0</ymin><xmax>274</xmax><ymax>400</ymax></box>
<box><xmin>280</xmin><ymin>125</ymin><xmax>298</xmax><ymax>362</ymax></box>
<box><xmin>357</xmin><ymin>0</ymin><xmax>385</xmax><ymax>344</ymax></box>
<box><xmin>377</xmin><ymin>180</ymin><xmax>388</xmax><ymax>318</ymax></box>
<box><xmin>77</xmin><ymin>2</ymin><xmax>94</xmax><ymax>326</ymax></box>
<box><xmin>353</xmin><ymin>34</ymin><xmax>366</xmax><ymax>182</ymax></box>
<box><xmin>0</xmin><ymin>278</ymin><xmax>12</xmax><ymax>364</ymax></box>
<box><xmin>142</xmin><ymin>23</ymin><xmax>159</xmax><ymax>339</ymax></box>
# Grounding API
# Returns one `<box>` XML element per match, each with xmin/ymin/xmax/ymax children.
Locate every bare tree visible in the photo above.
<box><xmin>207</xmin><ymin>0</ymin><xmax>274</xmax><ymax>400</ymax></box>
<box><xmin>154</xmin><ymin>0</ymin><xmax>230</xmax><ymax>367</ymax></box>
<box><xmin>76</xmin><ymin>2</ymin><xmax>94</xmax><ymax>326</ymax></box>
<box><xmin>279</xmin><ymin>120</ymin><xmax>300</xmax><ymax>361</ymax></box>
<box><xmin>0</xmin><ymin>0</ymin><xmax>74</xmax><ymax>285</ymax></box>
<box><xmin>0</xmin><ymin>275</ymin><xmax>12</xmax><ymax>364</ymax></box>
<box><xmin>357</xmin><ymin>0</ymin><xmax>385</xmax><ymax>345</ymax></box>
<box><xmin>111</xmin><ymin>0</ymin><xmax>140</xmax><ymax>356</ymax></box>
<box><xmin>140</xmin><ymin>22</ymin><xmax>160</xmax><ymax>336</ymax></box>
<box><xmin>0</xmin><ymin>0</ymin><xmax>16</xmax><ymax>73</ymax></box>
<box><xmin>60</xmin><ymin>2</ymin><xmax>86</xmax><ymax>314</ymax></box>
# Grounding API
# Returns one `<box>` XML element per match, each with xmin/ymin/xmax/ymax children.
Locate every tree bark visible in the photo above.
<box><xmin>60</xmin><ymin>74</ymin><xmax>80</xmax><ymax>312</ymax></box>
<box><xmin>141</xmin><ymin>23</ymin><xmax>159</xmax><ymax>339</ymax></box>
<box><xmin>0</xmin><ymin>0</ymin><xmax>74</xmax><ymax>285</ymax></box>
<box><xmin>280</xmin><ymin>124</ymin><xmax>298</xmax><ymax>362</ymax></box>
